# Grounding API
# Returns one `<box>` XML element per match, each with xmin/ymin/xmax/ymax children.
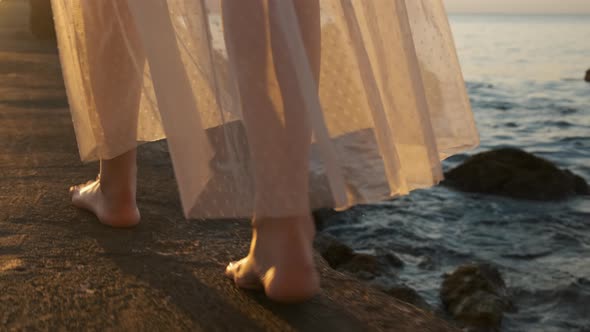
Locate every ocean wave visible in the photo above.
<box><xmin>542</xmin><ymin>120</ymin><xmax>575</xmax><ymax>128</ymax></box>
<box><xmin>504</xmin><ymin>279</ymin><xmax>590</xmax><ymax>330</ymax></box>
<box><xmin>472</xmin><ymin>100</ymin><xmax>517</xmax><ymax>110</ymax></box>
<box><xmin>559</xmin><ymin>136</ymin><xmax>590</xmax><ymax>143</ymax></box>
<box><xmin>466</xmin><ymin>81</ymin><xmax>495</xmax><ymax>90</ymax></box>
<box><xmin>511</xmin><ymin>278</ymin><xmax>590</xmax><ymax>307</ymax></box>
<box><xmin>501</xmin><ymin>250</ymin><xmax>553</xmax><ymax>260</ymax></box>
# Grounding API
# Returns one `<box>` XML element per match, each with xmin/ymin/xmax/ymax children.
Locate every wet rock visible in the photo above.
<box><xmin>340</xmin><ymin>254</ymin><xmax>379</xmax><ymax>277</ymax></box>
<box><xmin>312</xmin><ymin>208</ymin><xmax>339</xmax><ymax>231</ymax></box>
<box><xmin>384</xmin><ymin>286</ymin><xmax>432</xmax><ymax>311</ymax></box>
<box><xmin>29</xmin><ymin>0</ymin><xmax>56</xmax><ymax>40</ymax></box>
<box><xmin>314</xmin><ymin>234</ymin><xmax>355</xmax><ymax>268</ymax></box>
<box><xmin>314</xmin><ymin>234</ymin><xmax>385</xmax><ymax>279</ymax></box>
<box><xmin>585</xmin><ymin>69</ymin><xmax>590</xmax><ymax>82</ymax></box>
<box><xmin>443</xmin><ymin>148</ymin><xmax>589</xmax><ymax>200</ymax></box>
<box><xmin>418</xmin><ymin>256</ymin><xmax>436</xmax><ymax>270</ymax></box>
<box><xmin>378</xmin><ymin>251</ymin><xmax>405</xmax><ymax>269</ymax></box>
<box><xmin>440</xmin><ymin>264</ymin><xmax>514</xmax><ymax>331</ymax></box>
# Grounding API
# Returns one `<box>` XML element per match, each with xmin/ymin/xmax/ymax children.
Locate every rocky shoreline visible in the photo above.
<box><xmin>314</xmin><ymin>148</ymin><xmax>588</xmax><ymax>331</ymax></box>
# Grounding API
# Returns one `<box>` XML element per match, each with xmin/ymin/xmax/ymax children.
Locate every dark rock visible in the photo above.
<box><xmin>565</xmin><ymin>170</ymin><xmax>590</xmax><ymax>195</ymax></box>
<box><xmin>312</xmin><ymin>208</ymin><xmax>339</xmax><ymax>231</ymax></box>
<box><xmin>443</xmin><ymin>148</ymin><xmax>589</xmax><ymax>200</ymax></box>
<box><xmin>340</xmin><ymin>254</ymin><xmax>379</xmax><ymax>277</ymax></box>
<box><xmin>384</xmin><ymin>286</ymin><xmax>432</xmax><ymax>311</ymax></box>
<box><xmin>314</xmin><ymin>234</ymin><xmax>383</xmax><ymax>278</ymax></box>
<box><xmin>314</xmin><ymin>234</ymin><xmax>355</xmax><ymax>268</ymax></box>
<box><xmin>585</xmin><ymin>69</ymin><xmax>590</xmax><ymax>82</ymax></box>
<box><xmin>29</xmin><ymin>0</ymin><xmax>56</xmax><ymax>40</ymax></box>
<box><xmin>374</xmin><ymin>248</ymin><xmax>405</xmax><ymax>268</ymax></box>
<box><xmin>379</xmin><ymin>252</ymin><xmax>405</xmax><ymax>269</ymax></box>
<box><xmin>440</xmin><ymin>264</ymin><xmax>514</xmax><ymax>331</ymax></box>
<box><xmin>418</xmin><ymin>256</ymin><xmax>436</xmax><ymax>270</ymax></box>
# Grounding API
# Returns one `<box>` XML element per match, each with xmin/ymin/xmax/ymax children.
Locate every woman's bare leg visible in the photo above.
<box><xmin>223</xmin><ymin>0</ymin><xmax>322</xmax><ymax>302</ymax></box>
<box><xmin>70</xmin><ymin>1</ymin><xmax>144</xmax><ymax>228</ymax></box>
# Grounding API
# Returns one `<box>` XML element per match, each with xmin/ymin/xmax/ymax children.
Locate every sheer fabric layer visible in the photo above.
<box><xmin>52</xmin><ymin>0</ymin><xmax>479</xmax><ymax>218</ymax></box>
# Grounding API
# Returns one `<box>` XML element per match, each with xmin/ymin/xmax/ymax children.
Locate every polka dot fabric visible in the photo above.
<box><xmin>52</xmin><ymin>0</ymin><xmax>479</xmax><ymax>219</ymax></box>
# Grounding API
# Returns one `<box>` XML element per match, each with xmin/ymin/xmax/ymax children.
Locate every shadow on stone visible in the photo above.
<box><xmin>88</xmin><ymin>220</ymin><xmax>372</xmax><ymax>331</ymax></box>
<box><xmin>29</xmin><ymin>0</ymin><xmax>56</xmax><ymax>41</ymax></box>
<box><xmin>0</xmin><ymin>97</ymin><xmax>69</xmax><ymax>109</ymax></box>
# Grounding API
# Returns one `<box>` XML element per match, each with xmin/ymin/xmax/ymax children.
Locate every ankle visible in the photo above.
<box><xmin>100</xmin><ymin>177</ymin><xmax>135</xmax><ymax>195</ymax></box>
<box><xmin>253</xmin><ymin>215</ymin><xmax>315</xmax><ymax>235</ymax></box>
<box><xmin>97</xmin><ymin>178</ymin><xmax>136</xmax><ymax>207</ymax></box>
<box><xmin>97</xmin><ymin>150</ymin><xmax>138</xmax><ymax>200</ymax></box>
<box><xmin>251</xmin><ymin>216</ymin><xmax>316</xmax><ymax>262</ymax></box>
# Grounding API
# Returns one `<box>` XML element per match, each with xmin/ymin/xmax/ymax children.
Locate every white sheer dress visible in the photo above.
<box><xmin>51</xmin><ymin>0</ymin><xmax>479</xmax><ymax>219</ymax></box>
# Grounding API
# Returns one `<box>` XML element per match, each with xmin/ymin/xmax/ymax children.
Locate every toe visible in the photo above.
<box><xmin>225</xmin><ymin>259</ymin><xmax>263</xmax><ymax>290</ymax></box>
<box><xmin>69</xmin><ymin>185</ymin><xmax>83</xmax><ymax>200</ymax></box>
<box><xmin>225</xmin><ymin>261</ymin><xmax>239</xmax><ymax>278</ymax></box>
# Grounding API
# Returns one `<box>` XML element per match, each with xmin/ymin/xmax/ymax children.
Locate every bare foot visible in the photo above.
<box><xmin>225</xmin><ymin>215</ymin><xmax>320</xmax><ymax>303</ymax></box>
<box><xmin>70</xmin><ymin>178</ymin><xmax>140</xmax><ymax>228</ymax></box>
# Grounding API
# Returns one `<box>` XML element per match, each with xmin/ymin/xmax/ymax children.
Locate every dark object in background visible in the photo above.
<box><xmin>29</xmin><ymin>0</ymin><xmax>56</xmax><ymax>40</ymax></box>
<box><xmin>443</xmin><ymin>148</ymin><xmax>589</xmax><ymax>200</ymax></box>
<box><xmin>585</xmin><ymin>69</ymin><xmax>590</xmax><ymax>82</ymax></box>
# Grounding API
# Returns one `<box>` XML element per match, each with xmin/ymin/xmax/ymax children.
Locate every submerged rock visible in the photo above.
<box><xmin>443</xmin><ymin>148</ymin><xmax>589</xmax><ymax>200</ymax></box>
<box><xmin>440</xmin><ymin>264</ymin><xmax>514</xmax><ymax>331</ymax></box>
<box><xmin>314</xmin><ymin>234</ymin><xmax>405</xmax><ymax>279</ymax></box>
<box><xmin>375</xmin><ymin>249</ymin><xmax>405</xmax><ymax>268</ymax></box>
<box><xmin>418</xmin><ymin>256</ymin><xmax>436</xmax><ymax>270</ymax></box>
<box><xmin>314</xmin><ymin>234</ymin><xmax>380</xmax><ymax>279</ymax></box>
<box><xmin>314</xmin><ymin>235</ymin><xmax>431</xmax><ymax>314</ymax></box>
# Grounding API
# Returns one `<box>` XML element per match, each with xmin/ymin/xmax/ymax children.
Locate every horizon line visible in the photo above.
<box><xmin>447</xmin><ymin>11</ymin><xmax>590</xmax><ymax>15</ymax></box>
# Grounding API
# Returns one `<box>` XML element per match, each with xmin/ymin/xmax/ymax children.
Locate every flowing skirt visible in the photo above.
<box><xmin>51</xmin><ymin>0</ymin><xmax>479</xmax><ymax>219</ymax></box>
